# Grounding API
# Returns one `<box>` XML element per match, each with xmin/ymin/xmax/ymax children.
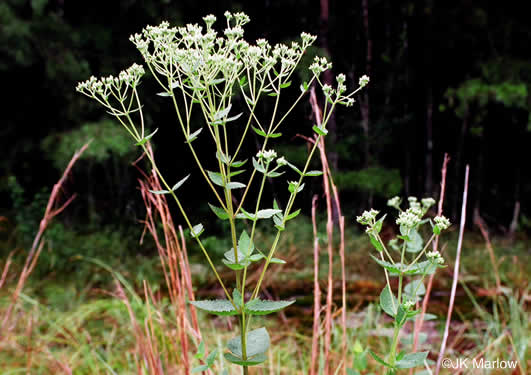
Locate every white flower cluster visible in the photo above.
<box><xmin>356</xmin><ymin>209</ymin><xmax>379</xmax><ymax>225</ymax></box>
<box><xmin>127</xmin><ymin>12</ymin><xmax>317</xmax><ymax>93</ymax></box>
<box><xmin>427</xmin><ymin>250</ymin><xmax>444</xmax><ymax>264</ymax></box>
<box><xmin>256</xmin><ymin>149</ymin><xmax>277</xmax><ymax>162</ymax></box>
<box><xmin>300</xmin><ymin>32</ymin><xmax>317</xmax><ymax>48</ymax></box>
<box><xmin>310</xmin><ymin>56</ymin><xmax>332</xmax><ymax>76</ymax></box>
<box><xmin>422</xmin><ymin>197</ymin><xmax>436</xmax><ymax>210</ymax></box>
<box><xmin>396</xmin><ymin>208</ymin><xmax>422</xmax><ymax>228</ymax></box>
<box><xmin>387</xmin><ymin>196</ymin><xmax>402</xmax><ymax>210</ymax></box>
<box><xmin>336</xmin><ymin>74</ymin><xmax>347</xmax><ymax>95</ymax></box>
<box><xmin>319</xmin><ymin>73</ymin><xmax>357</xmax><ymax>107</ymax></box>
<box><xmin>408</xmin><ymin>197</ymin><xmax>421</xmax><ymax>210</ymax></box>
<box><xmin>359</xmin><ymin>74</ymin><xmax>370</xmax><ymax>87</ymax></box>
<box><xmin>276</xmin><ymin>156</ymin><xmax>287</xmax><ymax>166</ymax></box>
<box><xmin>403</xmin><ymin>299</ymin><xmax>415</xmax><ymax>310</ymax></box>
<box><xmin>434</xmin><ymin>215</ymin><xmax>451</xmax><ymax>231</ymax></box>
<box><xmin>76</xmin><ymin>63</ymin><xmax>145</xmax><ymax>100</ymax></box>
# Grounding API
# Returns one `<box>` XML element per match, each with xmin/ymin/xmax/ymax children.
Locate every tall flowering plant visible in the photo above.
<box><xmin>357</xmin><ymin>197</ymin><xmax>451</xmax><ymax>374</ymax></box>
<box><xmin>77</xmin><ymin>11</ymin><xmax>368</xmax><ymax>373</ymax></box>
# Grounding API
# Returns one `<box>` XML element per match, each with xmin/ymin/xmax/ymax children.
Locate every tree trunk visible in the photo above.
<box><xmin>402</xmin><ymin>9</ymin><xmax>411</xmax><ymax>197</ymax></box>
<box><xmin>472</xmin><ymin>124</ymin><xmax>487</xmax><ymax>224</ymax></box>
<box><xmin>453</xmin><ymin>111</ymin><xmax>468</xmax><ymax>220</ymax></box>
<box><xmin>425</xmin><ymin>87</ymin><xmax>434</xmax><ymax>196</ymax></box>
<box><xmin>320</xmin><ymin>0</ymin><xmax>338</xmax><ymax>170</ymax></box>
<box><xmin>361</xmin><ymin>0</ymin><xmax>371</xmax><ymax>169</ymax></box>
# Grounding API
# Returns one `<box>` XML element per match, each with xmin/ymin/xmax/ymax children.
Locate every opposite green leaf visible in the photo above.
<box><xmin>404</xmin><ymin>280</ymin><xmax>426</xmax><ymax>299</ymax></box>
<box><xmin>224</xmin><ymin>352</ymin><xmax>267</xmax><ymax>366</ymax></box>
<box><xmin>206</xmin><ymin>348</ymin><xmax>218</xmax><ymax>366</ymax></box>
<box><xmin>369</xmin><ymin>234</ymin><xmax>383</xmax><ymax>252</ymax></box>
<box><xmin>285</xmin><ymin>209</ymin><xmax>301</xmax><ymax>221</ymax></box>
<box><xmin>244</xmin><ymin>299</ymin><xmax>295</xmax><ymax>315</ymax></box>
<box><xmin>256</xmin><ymin>209</ymin><xmax>282</xmax><ymax>219</ymax></box>
<box><xmin>148</xmin><ymin>189</ymin><xmax>170</xmax><ymax>195</ymax></box>
<box><xmin>238</xmin><ymin>230</ymin><xmax>254</xmax><ymax>257</ymax></box>
<box><xmin>189</xmin><ymin>300</ymin><xmax>238</xmax><ymax>316</ymax></box>
<box><xmin>312</xmin><ymin>125</ymin><xmax>328</xmax><ymax>136</ymax></box>
<box><xmin>191</xmin><ymin>223</ymin><xmax>204</xmax><ymax>238</ymax></box>
<box><xmin>280</xmin><ymin>81</ymin><xmax>292</xmax><ymax>88</ymax></box>
<box><xmin>171</xmin><ymin>174</ymin><xmax>190</xmax><ymax>191</ymax></box>
<box><xmin>191</xmin><ymin>365</ymin><xmax>209</xmax><ymax>373</ymax></box>
<box><xmin>227</xmin><ymin>327</ymin><xmax>270</xmax><ymax>358</ymax></box>
<box><xmin>231</xmin><ymin>159</ymin><xmax>247</xmax><ymax>168</ymax></box>
<box><xmin>305</xmin><ymin>170</ymin><xmax>323</xmax><ymax>177</ymax></box>
<box><xmin>368</xmin><ymin>350</ymin><xmax>393</xmax><ymax>368</ymax></box>
<box><xmin>226</xmin><ymin>182</ymin><xmax>246</xmax><ymax>190</ymax></box>
<box><xmin>252</xmin><ymin>157</ymin><xmax>266</xmax><ymax>173</ymax></box>
<box><xmin>252</xmin><ymin>126</ymin><xmax>267</xmax><ymax>137</ymax></box>
<box><xmin>395</xmin><ymin>351</ymin><xmax>429</xmax><ymax>369</ymax></box>
<box><xmin>206</xmin><ymin>170</ymin><xmax>224</xmax><ymax>186</ymax></box>
<box><xmin>380</xmin><ymin>285</ymin><xmax>398</xmax><ymax>317</ymax></box>
<box><xmin>195</xmin><ymin>341</ymin><xmax>205</xmax><ymax>359</ymax></box>
<box><xmin>208</xmin><ymin>203</ymin><xmax>229</xmax><ymax>220</ymax></box>
<box><xmin>186</xmin><ymin>128</ymin><xmax>203</xmax><ymax>143</ymax></box>
<box><xmin>406</xmin><ymin>229</ymin><xmax>423</xmax><ymax>253</ymax></box>
<box><xmin>135</xmin><ymin>128</ymin><xmax>159</xmax><ymax>146</ymax></box>
<box><xmin>214</xmin><ymin>104</ymin><xmax>232</xmax><ymax>120</ymax></box>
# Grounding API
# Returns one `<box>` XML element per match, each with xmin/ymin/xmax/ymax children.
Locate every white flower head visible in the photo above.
<box><xmin>408</xmin><ymin>196</ymin><xmax>421</xmax><ymax>210</ymax></box>
<box><xmin>276</xmin><ymin>156</ymin><xmax>287</xmax><ymax>166</ymax></box>
<box><xmin>300</xmin><ymin>32</ymin><xmax>317</xmax><ymax>47</ymax></box>
<box><xmin>356</xmin><ymin>209</ymin><xmax>379</xmax><ymax>225</ymax></box>
<box><xmin>396</xmin><ymin>209</ymin><xmax>421</xmax><ymax>228</ymax></box>
<box><xmin>203</xmin><ymin>14</ymin><xmax>217</xmax><ymax>28</ymax></box>
<box><xmin>344</xmin><ymin>97</ymin><xmax>355</xmax><ymax>107</ymax></box>
<box><xmin>422</xmin><ymin>198</ymin><xmax>436</xmax><ymax>210</ymax></box>
<box><xmin>257</xmin><ymin>149</ymin><xmax>277</xmax><ymax>162</ymax></box>
<box><xmin>310</xmin><ymin>56</ymin><xmax>332</xmax><ymax>76</ymax></box>
<box><xmin>434</xmin><ymin>216</ymin><xmax>451</xmax><ymax>231</ymax></box>
<box><xmin>403</xmin><ymin>299</ymin><xmax>415</xmax><ymax>310</ymax></box>
<box><xmin>427</xmin><ymin>250</ymin><xmax>444</xmax><ymax>264</ymax></box>
<box><xmin>322</xmin><ymin>84</ymin><xmax>333</xmax><ymax>98</ymax></box>
<box><xmin>336</xmin><ymin>73</ymin><xmax>347</xmax><ymax>94</ymax></box>
<box><xmin>359</xmin><ymin>74</ymin><xmax>370</xmax><ymax>87</ymax></box>
<box><xmin>387</xmin><ymin>196</ymin><xmax>402</xmax><ymax>210</ymax></box>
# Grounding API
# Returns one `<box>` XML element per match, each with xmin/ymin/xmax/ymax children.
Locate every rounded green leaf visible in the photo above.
<box><xmin>379</xmin><ymin>285</ymin><xmax>398</xmax><ymax>317</ymax></box>
<box><xmin>406</xmin><ymin>229</ymin><xmax>423</xmax><ymax>253</ymax></box>
<box><xmin>395</xmin><ymin>351</ymin><xmax>429</xmax><ymax>369</ymax></box>
<box><xmin>227</xmin><ymin>327</ymin><xmax>270</xmax><ymax>358</ymax></box>
<box><xmin>224</xmin><ymin>352</ymin><xmax>267</xmax><ymax>366</ymax></box>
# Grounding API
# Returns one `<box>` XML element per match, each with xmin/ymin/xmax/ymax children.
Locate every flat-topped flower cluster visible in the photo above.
<box><xmin>77</xmin><ymin>11</ymin><xmax>366</xmax><ymax>112</ymax></box>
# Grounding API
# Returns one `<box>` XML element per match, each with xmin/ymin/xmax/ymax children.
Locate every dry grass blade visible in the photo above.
<box><xmin>1</xmin><ymin>141</ymin><xmax>90</xmax><ymax>332</ymax></box>
<box><xmin>435</xmin><ymin>165</ymin><xmax>469</xmax><ymax>375</ymax></box>
<box><xmin>307</xmin><ymin>85</ymin><xmax>348</xmax><ymax>375</ymax></box>
<box><xmin>474</xmin><ymin>216</ymin><xmax>502</xmax><ymax>294</ymax></box>
<box><xmin>0</xmin><ymin>250</ymin><xmax>15</xmax><ymax>290</ymax></box>
<box><xmin>310</xmin><ymin>195</ymin><xmax>321</xmax><ymax>375</ymax></box>
<box><xmin>411</xmin><ymin>153</ymin><xmax>449</xmax><ymax>368</ymax></box>
<box><xmin>133</xmin><ymin>143</ymin><xmax>211</xmax><ymax>375</ymax></box>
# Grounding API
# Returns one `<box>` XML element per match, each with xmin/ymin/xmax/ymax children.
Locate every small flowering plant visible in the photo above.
<box><xmin>357</xmin><ymin>197</ymin><xmax>451</xmax><ymax>373</ymax></box>
<box><xmin>77</xmin><ymin>11</ymin><xmax>367</xmax><ymax>373</ymax></box>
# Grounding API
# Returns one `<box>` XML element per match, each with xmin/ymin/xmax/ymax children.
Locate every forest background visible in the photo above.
<box><xmin>0</xmin><ymin>0</ymin><xmax>529</xmax><ymax>372</ymax></box>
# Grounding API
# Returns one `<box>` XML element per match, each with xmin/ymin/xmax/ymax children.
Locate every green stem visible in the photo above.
<box><xmin>404</xmin><ymin>233</ymin><xmax>437</xmax><ymax>272</ymax></box>
<box><xmin>251</xmin><ymin>133</ymin><xmax>324</xmax><ymax>300</ymax></box>
<box><xmin>140</xmin><ymin>145</ymin><xmax>236</xmax><ymax>307</ymax></box>
<box><xmin>389</xmin><ymin>323</ymin><xmax>401</xmax><ymax>367</ymax></box>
